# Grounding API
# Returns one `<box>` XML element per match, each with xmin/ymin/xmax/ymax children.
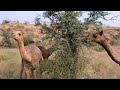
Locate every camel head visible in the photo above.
<box><xmin>12</xmin><ymin>31</ymin><xmax>24</xmax><ymax>43</ymax></box>
<box><xmin>86</xmin><ymin>30</ymin><xmax>109</xmax><ymax>44</ymax></box>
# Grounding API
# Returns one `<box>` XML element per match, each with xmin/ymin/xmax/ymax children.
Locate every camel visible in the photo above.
<box><xmin>86</xmin><ymin>30</ymin><xmax>120</xmax><ymax>65</ymax></box>
<box><xmin>12</xmin><ymin>31</ymin><xmax>43</xmax><ymax>79</ymax></box>
<box><xmin>29</xmin><ymin>41</ymin><xmax>53</xmax><ymax>59</ymax></box>
<box><xmin>37</xmin><ymin>46</ymin><xmax>53</xmax><ymax>60</ymax></box>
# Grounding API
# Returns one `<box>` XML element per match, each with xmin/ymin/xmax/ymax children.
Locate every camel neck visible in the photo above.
<box><xmin>17</xmin><ymin>40</ymin><xmax>31</xmax><ymax>63</ymax></box>
<box><xmin>18</xmin><ymin>40</ymin><xmax>27</xmax><ymax>58</ymax></box>
<box><xmin>18</xmin><ymin>41</ymin><xmax>25</xmax><ymax>51</ymax></box>
<box><xmin>100</xmin><ymin>40</ymin><xmax>120</xmax><ymax>64</ymax></box>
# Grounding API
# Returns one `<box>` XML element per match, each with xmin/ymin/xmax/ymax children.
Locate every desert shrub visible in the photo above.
<box><xmin>39</xmin><ymin>56</ymin><xmax>76</xmax><ymax>79</ymax></box>
<box><xmin>34</xmin><ymin>15</ymin><xmax>41</xmax><ymax>26</ymax></box>
<box><xmin>39</xmin><ymin>38</ymin><xmax>77</xmax><ymax>79</ymax></box>
<box><xmin>111</xmin><ymin>31</ymin><xmax>120</xmax><ymax>45</ymax></box>
<box><xmin>38</xmin><ymin>11</ymin><xmax>109</xmax><ymax>79</ymax></box>
<box><xmin>24</xmin><ymin>34</ymin><xmax>33</xmax><ymax>46</ymax></box>
<box><xmin>2</xmin><ymin>20</ymin><xmax>11</xmax><ymax>24</ymax></box>
<box><xmin>2</xmin><ymin>30</ymin><xmax>15</xmax><ymax>48</ymax></box>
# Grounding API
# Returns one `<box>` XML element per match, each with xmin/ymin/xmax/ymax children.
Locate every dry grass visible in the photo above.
<box><xmin>0</xmin><ymin>48</ymin><xmax>21</xmax><ymax>79</ymax></box>
<box><xmin>0</xmin><ymin>23</ymin><xmax>120</xmax><ymax>79</ymax></box>
<box><xmin>76</xmin><ymin>45</ymin><xmax>120</xmax><ymax>79</ymax></box>
<box><xmin>1</xmin><ymin>46</ymin><xmax>120</xmax><ymax>79</ymax></box>
<box><xmin>0</xmin><ymin>48</ymin><xmax>55</xmax><ymax>79</ymax></box>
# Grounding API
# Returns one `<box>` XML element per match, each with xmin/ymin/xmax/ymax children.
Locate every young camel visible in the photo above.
<box><xmin>86</xmin><ymin>30</ymin><xmax>120</xmax><ymax>65</ymax></box>
<box><xmin>12</xmin><ymin>31</ymin><xmax>43</xmax><ymax>79</ymax></box>
<box><xmin>37</xmin><ymin>46</ymin><xmax>53</xmax><ymax>59</ymax></box>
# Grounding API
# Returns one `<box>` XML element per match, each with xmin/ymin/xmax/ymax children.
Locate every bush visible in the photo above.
<box><xmin>24</xmin><ymin>34</ymin><xmax>33</xmax><ymax>46</ymax></box>
<box><xmin>111</xmin><ymin>31</ymin><xmax>120</xmax><ymax>45</ymax></box>
<box><xmin>39</xmin><ymin>38</ymin><xmax>76</xmax><ymax>79</ymax></box>
<box><xmin>2</xmin><ymin>20</ymin><xmax>11</xmax><ymax>24</ymax></box>
<box><xmin>39</xmin><ymin>53</ymin><xmax>76</xmax><ymax>79</ymax></box>
<box><xmin>2</xmin><ymin>30</ymin><xmax>15</xmax><ymax>48</ymax></box>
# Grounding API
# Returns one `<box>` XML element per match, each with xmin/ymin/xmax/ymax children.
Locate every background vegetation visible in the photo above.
<box><xmin>1</xmin><ymin>11</ymin><xmax>120</xmax><ymax>79</ymax></box>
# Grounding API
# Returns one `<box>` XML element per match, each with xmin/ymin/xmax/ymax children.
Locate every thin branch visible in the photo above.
<box><xmin>103</xmin><ymin>15</ymin><xmax>120</xmax><ymax>23</ymax></box>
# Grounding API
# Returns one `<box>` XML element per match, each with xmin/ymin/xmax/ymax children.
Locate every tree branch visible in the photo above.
<box><xmin>103</xmin><ymin>15</ymin><xmax>120</xmax><ymax>23</ymax></box>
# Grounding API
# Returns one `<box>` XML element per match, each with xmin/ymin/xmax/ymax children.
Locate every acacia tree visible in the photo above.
<box><xmin>43</xmin><ymin>11</ymin><xmax>82</xmax><ymax>56</ymax></box>
<box><xmin>36</xmin><ymin>11</ymin><xmax>109</xmax><ymax>79</ymax></box>
<box><xmin>43</xmin><ymin>11</ymin><xmax>109</xmax><ymax>56</ymax></box>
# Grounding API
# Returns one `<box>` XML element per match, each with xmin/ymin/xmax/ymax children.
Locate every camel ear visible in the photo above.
<box><xmin>99</xmin><ymin>31</ymin><xmax>103</xmax><ymax>36</ymax></box>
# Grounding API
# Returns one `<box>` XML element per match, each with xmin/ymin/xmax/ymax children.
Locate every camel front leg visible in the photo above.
<box><xmin>25</xmin><ymin>66</ymin><xmax>30</xmax><ymax>79</ymax></box>
<box><xmin>20</xmin><ymin>59</ymin><xmax>24</xmax><ymax>79</ymax></box>
<box><xmin>33</xmin><ymin>69</ymin><xmax>37</xmax><ymax>79</ymax></box>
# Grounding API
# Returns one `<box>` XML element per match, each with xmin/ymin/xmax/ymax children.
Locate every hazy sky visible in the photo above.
<box><xmin>0</xmin><ymin>11</ymin><xmax>120</xmax><ymax>27</ymax></box>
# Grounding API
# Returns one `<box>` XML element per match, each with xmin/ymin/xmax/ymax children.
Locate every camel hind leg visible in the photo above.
<box><xmin>31</xmin><ymin>66</ymin><xmax>37</xmax><ymax>79</ymax></box>
<box><xmin>33</xmin><ymin>69</ymin><xmax>37</xmax><ymax>79</ymax></box>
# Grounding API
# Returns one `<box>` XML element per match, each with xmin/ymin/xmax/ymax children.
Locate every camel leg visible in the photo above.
<box><xmin>33</xmin><ymin>69</ymin><xmax>37</xmax><ymax>79</ymax></box>
<box><xmin>20</xmin><ymin>59</ymin><xmax>24</xmax><ymax>79</ymax></box>
<box><xmin>25</xmin><ymin>66</ymin><xmax>30</xmax><ymax>79</ymax></box>
<box><xmin>31</xmin><ymin>67</ymin><xmax>35</xmax><ymax>79</ymax></box>
<box><xmin>31</xmin><ymin>66</ymin><xmax>37</xmax><ymax>79</ymax></box>
<box><xmin>30</xmin><ymin>68</ymin><xmax>37</xmax><ymax>79</ymax></box>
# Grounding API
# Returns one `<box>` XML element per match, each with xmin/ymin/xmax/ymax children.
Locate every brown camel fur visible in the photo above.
<box><xmin>12</xmin><ymin>31</ymin><xmax>43</xmax><ymax>79</ymax></box>
<box><xmin>29</xmin><ymin>41</ymin><xmax>53</xmax><ymax>59</ymax></box>
<box><xmin>37</xmin><ymin>46</ymin><xmax>53</xmax><ymax>59</ymax></box>
<box><xmin>86</xmin><ymin>30</ymin><xmax>120</xmax><ymax>65</ymax></box>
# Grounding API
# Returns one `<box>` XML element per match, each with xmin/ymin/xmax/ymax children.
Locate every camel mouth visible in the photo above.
<box><xmin>13</xmin><ymin>38</ymin><xmax>17</xmax><ymax>41</ymax></box>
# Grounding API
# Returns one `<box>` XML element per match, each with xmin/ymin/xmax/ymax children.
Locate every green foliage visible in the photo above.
<box><xmin>2</xmin><ymin>30</ymin><xmax>13</xmax><ymax>48</ymax></box>
<box><xmin>39</xmin><ymin>56</ymin><xmax>76</xmax><ymax>79</ymax></box>
<box><xmin>38</xmin><ymin>11</ymin><xmax>109</xmax><ymax>78</ymax></box>
<box><xmin>84</xmin><ymin>11</ymin><xmax>109</xmax><ymax>25</ymax></box>
<box><xmin>39</xmin><ymin>30</ymin><xmax>77</xmax><ymax>78</ymax></box>
<box><xmin>43</xmin><ymin>11</ymin><xmax>83</xmax><ymax>55</ymax></box>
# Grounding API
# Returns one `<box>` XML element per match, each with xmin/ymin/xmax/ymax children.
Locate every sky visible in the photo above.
<box><xmin>0</xmin><ymin>11</ymin><xmax>120</xmax><ymax>27</ymax></box>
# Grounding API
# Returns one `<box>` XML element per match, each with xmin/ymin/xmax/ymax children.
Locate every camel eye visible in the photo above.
<box><xmin>18</xmin><ymin>33</ymin><xmax>21</xmax><ymax>36</ymax></box>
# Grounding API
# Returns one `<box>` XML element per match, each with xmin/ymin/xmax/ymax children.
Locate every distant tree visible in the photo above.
<box><xmin>84</xmin><ymin>11</ymin><xmax>109</xmax><ymax>24</ymax></box>
<box><xmin>34</xmin><ymin>15</ymin><xmax>41</xmax><ymax>26</ymax></box>
<box><xmin>2</xmin><ymin>20</ymin><xmax>11</xmax><ymax>24</ymax></box>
